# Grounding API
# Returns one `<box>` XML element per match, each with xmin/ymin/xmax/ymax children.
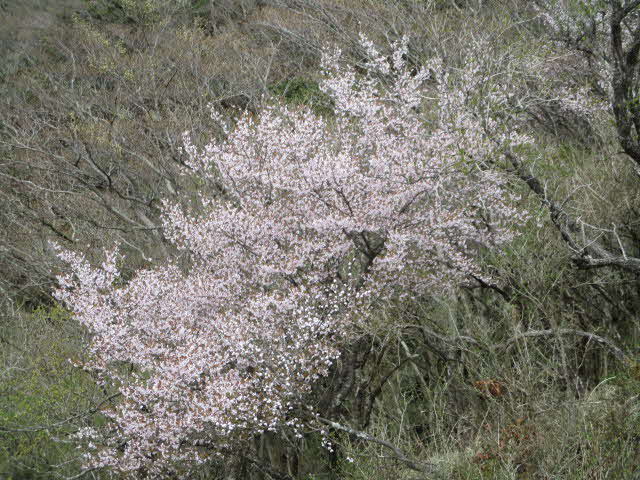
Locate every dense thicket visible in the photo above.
<box><xmin>1</xmin><ymin>1</ymin><xmax>639</xmax><ymax>479</ymax></box>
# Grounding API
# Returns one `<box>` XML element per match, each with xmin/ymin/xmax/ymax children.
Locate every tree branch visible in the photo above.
<box><xmin>506</xmin><ymin>150</ymin><xmax>640</xmax><ymax>273</ymax></box>
<box><xmin>317</xmin><ymin>417</ymin><xmax>435</xmax><ymax>476</ymax></box>
<box><xmin>0</xmin><ymin>393</ymin><xmax>121</xmax><ymax>433</ymax></box>
<box><xmin>494</xmin><ymin>328</ymin><xmax>630</xmax><ymax>364</ymax></box>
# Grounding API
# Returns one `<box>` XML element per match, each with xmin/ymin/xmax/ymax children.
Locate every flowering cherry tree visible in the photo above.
<box><xmin>55</xmin><ymin>37</ymin><xmax>528</xmax><ymax>476</ymax></box>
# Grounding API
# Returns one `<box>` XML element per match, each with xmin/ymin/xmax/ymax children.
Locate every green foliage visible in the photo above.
<box><xmin>0</xmin><ymin>305</ymin><xmax>103</xmax><ymax>479</ymax></box>
<box><xmin>269</xmin><ymin>77</ymin><xmax>334</xmax><ymax>116</ymax></box>
<box><xmin>84</xmin><ymin>0</ymin><xmax>129</xmax><ymax>23</ymax></box>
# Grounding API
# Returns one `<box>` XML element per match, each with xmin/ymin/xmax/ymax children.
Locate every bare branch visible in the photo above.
<box><xmin>317</xmin><ymin>417</ymin><xmax>435</xmax><ymax>476</ymax></box>
<box><xmin>494</xmin><ymin>328</ymin><xmax>630</xmax><ymax>364</ymax></box>
<box><xmin>506</xmin><ymin>149</ymin><xmax>640</xmax><ymax>273</ymax></box>
<box><xmin>0</xmin><ymin>393</ymin><xmax>121</xmax><ymax>433</ymax></box>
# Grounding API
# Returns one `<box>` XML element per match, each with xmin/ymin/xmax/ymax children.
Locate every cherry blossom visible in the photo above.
<box><xmin>55</xmin><ymin>36</ymin><xmax>527</xmax><ymax>477</ymax></box>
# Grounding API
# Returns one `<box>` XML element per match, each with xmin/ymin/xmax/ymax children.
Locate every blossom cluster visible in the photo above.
<box><xmin>55</xmin><ymin>37</ymin><xmax>527</xmax><ymax>476</ymax></box>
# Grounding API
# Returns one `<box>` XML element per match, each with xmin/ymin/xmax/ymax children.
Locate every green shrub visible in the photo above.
<box><xmin>269</xmin><ymin>77</ymin><xmax>334</xmax><ymax>116</ymax></box>
<box><xmin>0</xmin><ymin>305</ymin><xmax>105</xmax><ymax>479</ymax></box>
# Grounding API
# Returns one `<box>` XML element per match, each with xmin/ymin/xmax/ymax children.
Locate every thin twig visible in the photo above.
<box><xmin>494</xmin><ymin>328</ymin><xmax>629</xmax><ymax>364</ymax></box>
<box><xmin>318</xmin><ymin>417</ymin><xmax>435</xmax><ymax>476</ymax></box>
<box><xmin>0</xmin><ymin>393</ymin><xmax>121</xmax><ymax>433</ymax></box>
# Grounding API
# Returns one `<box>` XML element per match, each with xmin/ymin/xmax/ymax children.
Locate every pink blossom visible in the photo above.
<box><xmin>55</xmin><ymin>36</ymin><xmax>527</xmax><ymax>477</ymax></box>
